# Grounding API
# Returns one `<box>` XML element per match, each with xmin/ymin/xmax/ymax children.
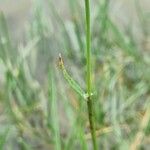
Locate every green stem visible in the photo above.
<box><xmin>84</xmin><ymin>0</ymin><xmax>97</xmax><ymax>149</ymax></box>
<box><xmin>85</xmin><ymin>0</ymin><xmax>91</xmax><ymax>94</ymax></box>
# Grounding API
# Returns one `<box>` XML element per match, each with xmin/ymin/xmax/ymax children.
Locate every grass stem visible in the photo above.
<box><xmin>84</xmin><ymin>0</ymin><xmax>97</xmax><ymax>149</ymax></box>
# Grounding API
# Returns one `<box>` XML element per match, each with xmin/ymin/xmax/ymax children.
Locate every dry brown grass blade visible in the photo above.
<box><xmin>85</xmin><ymin>124</ymin><xmax>130</xmax><ymax>140</ymax></box>
<box><xmin>130</xmin><ymin>104</ymin><xmax>150</xmax><ymax>150</ymax></box>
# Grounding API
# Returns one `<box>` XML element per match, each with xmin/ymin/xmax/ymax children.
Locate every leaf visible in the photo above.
<box><xmin>58</xmin><ymin>54</ymin><xmax>86</xmax><ymax>99</ymax></box>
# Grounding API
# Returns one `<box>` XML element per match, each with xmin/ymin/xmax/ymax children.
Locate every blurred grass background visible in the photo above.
<box><xmin>0</xmin><ymin>0</ymin><xmax>150</xmax><ymax>149</ymax></box>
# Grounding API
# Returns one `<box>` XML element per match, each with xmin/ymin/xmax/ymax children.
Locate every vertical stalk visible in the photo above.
<box><xmin>84</xmin><ymin>0</ymin><xmax>97</xmax><ymax>149</ymax></box>
<box><xmin>85</xmin><ymin>0</ymin><xmax>91</xmax><ymax>95</ymax></box>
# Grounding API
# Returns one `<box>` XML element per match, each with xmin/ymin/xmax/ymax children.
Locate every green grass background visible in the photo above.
<box><xmin>0</xmin><ymin>0</ymin><xmax>150</xmax><ymax>149</ymax></box>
